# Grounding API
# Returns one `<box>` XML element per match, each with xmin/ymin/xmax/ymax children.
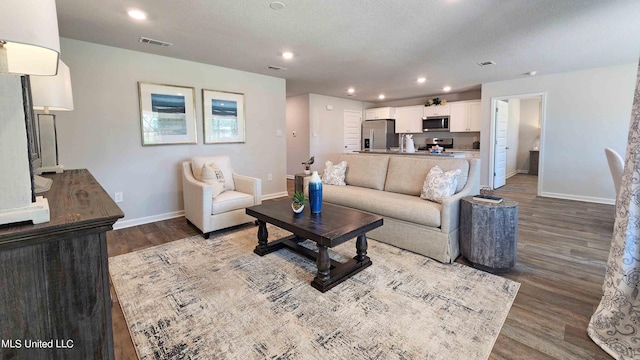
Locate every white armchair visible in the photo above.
<box><xmin>182</xmin><ymin>156</ymin><xmax>261</xmax><ymax>238</ymax></box>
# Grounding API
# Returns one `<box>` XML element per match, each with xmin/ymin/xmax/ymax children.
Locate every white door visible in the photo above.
<box><xmin>344</xmin><ymin>110</ymin><xmax>361</xmax><ymax>152</ymax></box>
<box><xmin>493</xmin><ymin>101</ymin><xmax>509</xmax><ymax>188</ymax></box>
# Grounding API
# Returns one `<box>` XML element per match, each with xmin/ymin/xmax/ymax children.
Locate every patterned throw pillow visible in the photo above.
<box><xmin>322</xmin><ymin>160</ymin><xmax>347</xmax><ymax>186</ymax></box>
<box><xmin>200</xmin><ymin>164</ymin><xmax>225</xmax><ymax>198</ymax></box>
<box><xmin>420</xmin><ymin>165</ymin><xmax>461</xmax><ymax>203</ymax></box>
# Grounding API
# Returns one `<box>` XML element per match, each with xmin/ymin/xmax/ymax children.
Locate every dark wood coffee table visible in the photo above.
<box><xmin>246</xmin><ymin>199</ymin><xmax>383</xmax><ymax>292</ymax></box>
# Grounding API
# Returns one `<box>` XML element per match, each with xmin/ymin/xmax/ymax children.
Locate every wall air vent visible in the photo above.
<box><xmin>477</xmin><ymin>60</ymin><xmax>496</xmax><ymax>67</ymax></box>
<box><xmin>138</xmin><ymin>37</ymin><xmax>173</xmax><ymax>47</ymax></box>
<box><xmin>267</xmin><ymin>65</ymin><xmax>287</xmax><ymax>71</ymax></box>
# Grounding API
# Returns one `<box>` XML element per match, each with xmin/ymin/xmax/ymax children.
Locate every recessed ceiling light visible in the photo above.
<box><xmin>378</xmin><ymin>94</ymin><xmax>385</xmax><ymax>100</ymax></box>
<box><xmin>527</xmin><ymin>70</ymin><xmax>538</xmax><ymax>76</ymax></box>
<box><xmin>270</xmin><ymin>1</ymin><xmax>285</xmax><ymax>10</ymax></box>
<box><xmin>443</xmin><ymin>86</ymin><xmax>452</xmax><ymax>92</ymax></box>
<box><xmin>282</xmin><ymin>51</ymin><xmax>294</xmax><ymax>60</ymax></box>
<box><xmin>417</xmin><ymin>77</ymin><xmax>426</xmax><ymax>84</ymax></box>
<box><xmin>128</xmin><ymin>9</ymin><xmax>147</xmax><ymax>20</ymax></box>
<box><xmin>347</xmin><ymin>88</ymin><xmax>355</xmax><ymax>94</ymax></box>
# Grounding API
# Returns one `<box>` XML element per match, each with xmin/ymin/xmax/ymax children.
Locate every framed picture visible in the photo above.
<box><xmin>202</xmin><ymin>89</ymin><xmax>245</xmax><ymax>144</ymax></box>
<box><xmin>138</xmin><ymin>82</ymin><xmax>197</xmax><ymax>145</ymax></box>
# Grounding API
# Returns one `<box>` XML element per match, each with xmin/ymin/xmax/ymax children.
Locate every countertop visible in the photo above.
<box><xmin>356</xmin><ymin>150</ymin><xmax>466</xmax><ymax>158</ymax></box>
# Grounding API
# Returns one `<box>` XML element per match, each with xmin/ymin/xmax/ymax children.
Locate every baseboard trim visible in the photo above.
<box><xmin>540</xmin><ymin>191</ymin><xmax>615</xmax><ymax>205</ymax></box>
<box><xmin>506</xmin><ymin>171</ymin><xmax>519</xmax><ymax>179</ymax></box>
<box><xmin>113</xmin><ymin>191</ymin><xmax>291</xmax><ymax>231</ymax></box>
<box><xmin>517</xmin><ymin>170</ymin><xmax>529</xmax><ymax>174</ymax></box>
<box><xmin>262</xmin><ymin>191</ymin><xmax>289</xmax><ymax>201</ymax></box>
<box><xmin>113</xmin><ymin>210</ymin><xmax>185</xmax><ymax>230</ymax></box>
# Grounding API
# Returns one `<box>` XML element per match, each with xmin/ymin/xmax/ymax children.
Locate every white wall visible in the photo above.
<box><xmin>57</xmin><ymin>38</ymin><xmax>287</xmax><ymax>227</ymax></box>
<box><xmin>517</xmin><ymin>98</ymin><xmax>541</xmax><ymax>171</ymax></box>
<box><xmin>506</xmin><ymin>99</ymin><xmax>520</xmax><ymax>178</ymax></box>
<box><xmin>481</xmin><ymin>63</ymin><xmax>636</xmax><ymax>203</ymax></box>
<box><xmin>308</xmin><ymin>94</ymin><xmax>364</xmax><ymax>170</ymax></box>
<box><xmin>286</xmin><ymin>94</ymin><xmax>310</xmax><ymax>177</ymax></box>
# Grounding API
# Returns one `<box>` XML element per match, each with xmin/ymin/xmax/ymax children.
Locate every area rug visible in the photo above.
<box><xmin>110</xmin><ymin>225</ymin><xmax>520</xmax><ymax>360</ymax></box>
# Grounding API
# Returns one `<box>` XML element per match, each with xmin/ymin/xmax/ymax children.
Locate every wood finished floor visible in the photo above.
<box><xmin>107</xmin><ymin>174</ymin><xmax>614</xmax><ymax>359</ymax></box>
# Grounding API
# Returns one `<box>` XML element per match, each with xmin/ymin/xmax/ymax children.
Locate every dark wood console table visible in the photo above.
<box><xmin>0</xmin><ymin>169</ymin><xmax>124</xmax><ymax>360</ymax></box>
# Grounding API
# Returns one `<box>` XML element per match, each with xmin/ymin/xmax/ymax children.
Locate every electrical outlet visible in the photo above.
<box><xmin>114</xmin><ymin>192</ymin><xmax>123</xmax><ymax>203</ymax></box>
<box><xmin>267</xmin><ymin>174</ymin><xmax>273</xmax><ymax>181</ymax></box>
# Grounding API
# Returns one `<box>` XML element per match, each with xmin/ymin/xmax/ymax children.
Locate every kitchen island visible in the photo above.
<box><xmin>356</xmin><ymin>150</ymin><xmax>466</xmax><ymax>158</ymax></box>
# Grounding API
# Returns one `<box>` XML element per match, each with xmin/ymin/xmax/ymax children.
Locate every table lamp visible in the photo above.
<box><xmin>31</xmin><ymin>60</ymin><xmax>74</xmax><ymax>184</ymax></box>
<box><xmin>0</xmin><ymin>0</ymin><xmax>61</xmax><ymax>226</ymax></box>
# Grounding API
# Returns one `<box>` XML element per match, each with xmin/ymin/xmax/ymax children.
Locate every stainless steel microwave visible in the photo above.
<box><xmin>422</xmin><ymin>116</ymin><xmax>449</xmax><ymax>132</ymax></box>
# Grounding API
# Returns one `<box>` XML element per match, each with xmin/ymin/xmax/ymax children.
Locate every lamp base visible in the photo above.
<box><xmin>0</xmin><ymin>196</ymin><xmax>50</xmax><ymax>226</ymax></box>
<box><xmin>35</xmin><ymin>164</ymin><xmax>64</xmax><ymax>175</ymax></box>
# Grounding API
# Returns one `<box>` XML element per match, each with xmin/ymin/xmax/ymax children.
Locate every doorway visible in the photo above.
<box><xmin>489</xmin><ymin>93</ymin><xmax>546</xmax><ymax>194</ymax></box>
<box><xmin>343</xmin><ymin>110</ymin><xmax>362</xmax><ymax>153</ymax></box>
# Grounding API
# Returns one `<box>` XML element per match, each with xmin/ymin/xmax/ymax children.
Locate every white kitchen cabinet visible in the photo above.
<box><xmin>468</xmin><ymin>101</ymin><xmax>481</xmax><ymax>131</ymax></box>
<box><xmin>449</xmin><ymin>100</ymin><xmax>481</xmax><ymax>132</ymax></box>
<box><xmin>394</xmin><ymin>105</ymin><xmax>423</xmax><ymax>133</ymax></box>
<box><xmin>423</xmin><ymin>104</ymin><xmax>450</xmax><ymax>117</ymax></box>
<box><xmin>365</xmin><ymin>107</ymin><xmax>395</xmax><ymax>120</ymax></box>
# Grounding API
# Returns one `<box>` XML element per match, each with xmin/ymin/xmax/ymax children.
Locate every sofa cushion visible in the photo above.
<box><xmin>420</xmin><ymin>166</ymin><xmax>461</xmax><ymax>203</ymax></box>
<box><xmin>323</xmin><ymin>184</ymin><xmax>441</xmax><ymax>228</ymax></box>
<box><xmin>338</xmin><ymin>154</ymin><xmax>390</xmax><ymax>190</ymax></box>
<box><xmin>384</xmin><ymin>156</ymin><xmax>469</xmax><ymax>196</ymax></box>
<box><xmin>192</xmin><ymin>156</ymin><xmax>235</xmax><ymax>191</ymax></box>
<box><xmin>322</xmin><ymin>161</ymin><xmax>347</xmax><ymax>186</ymax></box>
<box><xmin>211</xmin><ymin>191</ymin><xmax>254</xmax><ymax>215</ymax></box>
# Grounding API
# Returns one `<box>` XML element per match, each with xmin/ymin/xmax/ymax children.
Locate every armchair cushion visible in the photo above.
<box><xmin>192</xmin><ymin>156</ymin><xmax>235</xmax><ymax>191</ymax></box>
<box><xmin>211</xmin><ymin>191</ymin><xmax>255</xmax><ymax>215</ymax></box>
<box><xmin>200</xmin><ymin>164</ymin><xmax>225</xmax><ymax>198</ymax></box>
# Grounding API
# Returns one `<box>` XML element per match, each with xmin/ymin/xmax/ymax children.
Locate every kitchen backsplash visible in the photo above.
<box><xmin>410</xmin><ymin>132</ymin><xmax>480</xmax><ymax>149</ymax></box>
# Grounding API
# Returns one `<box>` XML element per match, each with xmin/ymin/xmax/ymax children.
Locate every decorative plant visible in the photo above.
<box><xmin>292</xmin><ymin>191</ymin><xmax>307</xmax><ymax>211</ymax></box>
<box><xmin>425</xmin><ymin>98</ymin><xmax>447</xmax><ymax>107</ymax></box>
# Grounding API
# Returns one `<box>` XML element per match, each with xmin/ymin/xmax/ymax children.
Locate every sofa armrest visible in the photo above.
<box><xmin>182</xmin><ymin>164</ymin><xmax>213</xmax><ymax>232</ymax></box>
<box><xmin>233</xmin><ymin>173</ymin><xmax>262</xmax><ymax>205</ymax></box>
<box><xmin>440</xmin><ymin>158</ymin><xmax>481</xmax><ymax>234</ymax></box>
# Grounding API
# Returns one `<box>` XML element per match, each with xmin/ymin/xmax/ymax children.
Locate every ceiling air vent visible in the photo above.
<box><xmin>477</xmin><ymin>60</ymin><xmax>496</xmax><ymax>67</ymax></box>
<box><xmin>138</xmin><ymin>37</ymin><xmax>173</xmax><ymax>47</ymax></box>
<box><xmin>267</xmin><ymin>65</ymin><xmax>287</xmax><ymax>71</ymax></box>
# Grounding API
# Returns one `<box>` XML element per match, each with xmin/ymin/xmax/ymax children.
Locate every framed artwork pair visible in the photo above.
<box><xmin>137</xmin><ymin>82</ymin><xmax>245</xmax><ymax>146</ymax></box>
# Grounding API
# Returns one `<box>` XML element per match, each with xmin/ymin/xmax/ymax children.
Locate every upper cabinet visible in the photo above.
<box><xmin>449</xmin><ymin>100</ymin><xmax>481</xmax><ymax>132</ymax></box>
<box><xmin>394</xmin><ymin>105</ymin><xmax>423</xmax><ymax>133</ymax></box>
<box><xmin>365</xmin><ymin>107</ymin><xmax>395</xmax><ymax>120</ymax></box>
<box><xmin>423</xmin><ymin>104</ymin><xmax>450</xmax><ymax>117</ymax></box>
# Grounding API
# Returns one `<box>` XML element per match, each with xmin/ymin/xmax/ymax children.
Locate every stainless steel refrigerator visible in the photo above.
<box><xmin>362</xmin><ymin>120</ymin><xmax>398</xmax><ymax>150</ymax></box>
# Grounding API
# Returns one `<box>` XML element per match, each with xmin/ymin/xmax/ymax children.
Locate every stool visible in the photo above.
<box><xmin>460</xmin><ymin>196</ymin><xmax>518</xmax><ymax>273</ymax></box>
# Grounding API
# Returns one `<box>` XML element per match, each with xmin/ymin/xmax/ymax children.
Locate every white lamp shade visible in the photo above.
<box><xmin>0</xmin><ymin>0</ymin><xmax>60</xmax><ymax>75</ymax></box>
<box><xmin>31</xmin><ymin>60</ymin><xmax>74</xmax><ymax>111</ymax></box>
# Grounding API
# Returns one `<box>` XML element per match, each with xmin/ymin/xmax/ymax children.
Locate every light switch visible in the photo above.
<box><xmin>276</xmin><ymin>130</ymin><xmax>283</xmax><ymax>137</ymax></box>
<box><xmin>326</xmin><ymin>105</ymin><xmax>333</xmax><ymax>111</ymax></box>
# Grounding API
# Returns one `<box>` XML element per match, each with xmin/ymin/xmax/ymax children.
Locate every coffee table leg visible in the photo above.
<box><xmin>355</xmin><ymin>234</ymin><xmax>368</xmax><ymax>262</ymax></box>
<box><xmin>253</xmin><ymin>220</ymin><xmax>268</xmax><ymax>255</ymax></box>
<box><xmin>316</xmin><ymin>245</ymin><xmax>330</xmax><ymax>282</ymax></box>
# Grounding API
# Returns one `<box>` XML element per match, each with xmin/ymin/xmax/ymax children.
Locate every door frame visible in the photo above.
<box><xmin>488</xmin><ymin>92</ymin><xmax>547</xmax><ymax>195</ymax></box>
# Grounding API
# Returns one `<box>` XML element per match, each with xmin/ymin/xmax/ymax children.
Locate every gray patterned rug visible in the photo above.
<box><xmin>110</xmin><ymin>224</ymin><xmax>520</xmax><ymax>360</ymax></box>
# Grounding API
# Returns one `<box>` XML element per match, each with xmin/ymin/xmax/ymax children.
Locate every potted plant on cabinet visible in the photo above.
<box><xmin>291</xmin><ymin>191</ymin><xmax>307</xmax><ymax>213</ymax></box>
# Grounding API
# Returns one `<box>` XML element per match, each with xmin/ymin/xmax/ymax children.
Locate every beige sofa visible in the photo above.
<box><xmin>308</xmin><ymin>153</ymin><xmax>480</xmax><ymax>263</ymax></box>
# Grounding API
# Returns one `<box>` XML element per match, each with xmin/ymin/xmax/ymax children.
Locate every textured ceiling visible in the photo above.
<box><xmin>56</xmin><ymin>0</ymin><xmax>640</xmax><ymax>102</ymax></box>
